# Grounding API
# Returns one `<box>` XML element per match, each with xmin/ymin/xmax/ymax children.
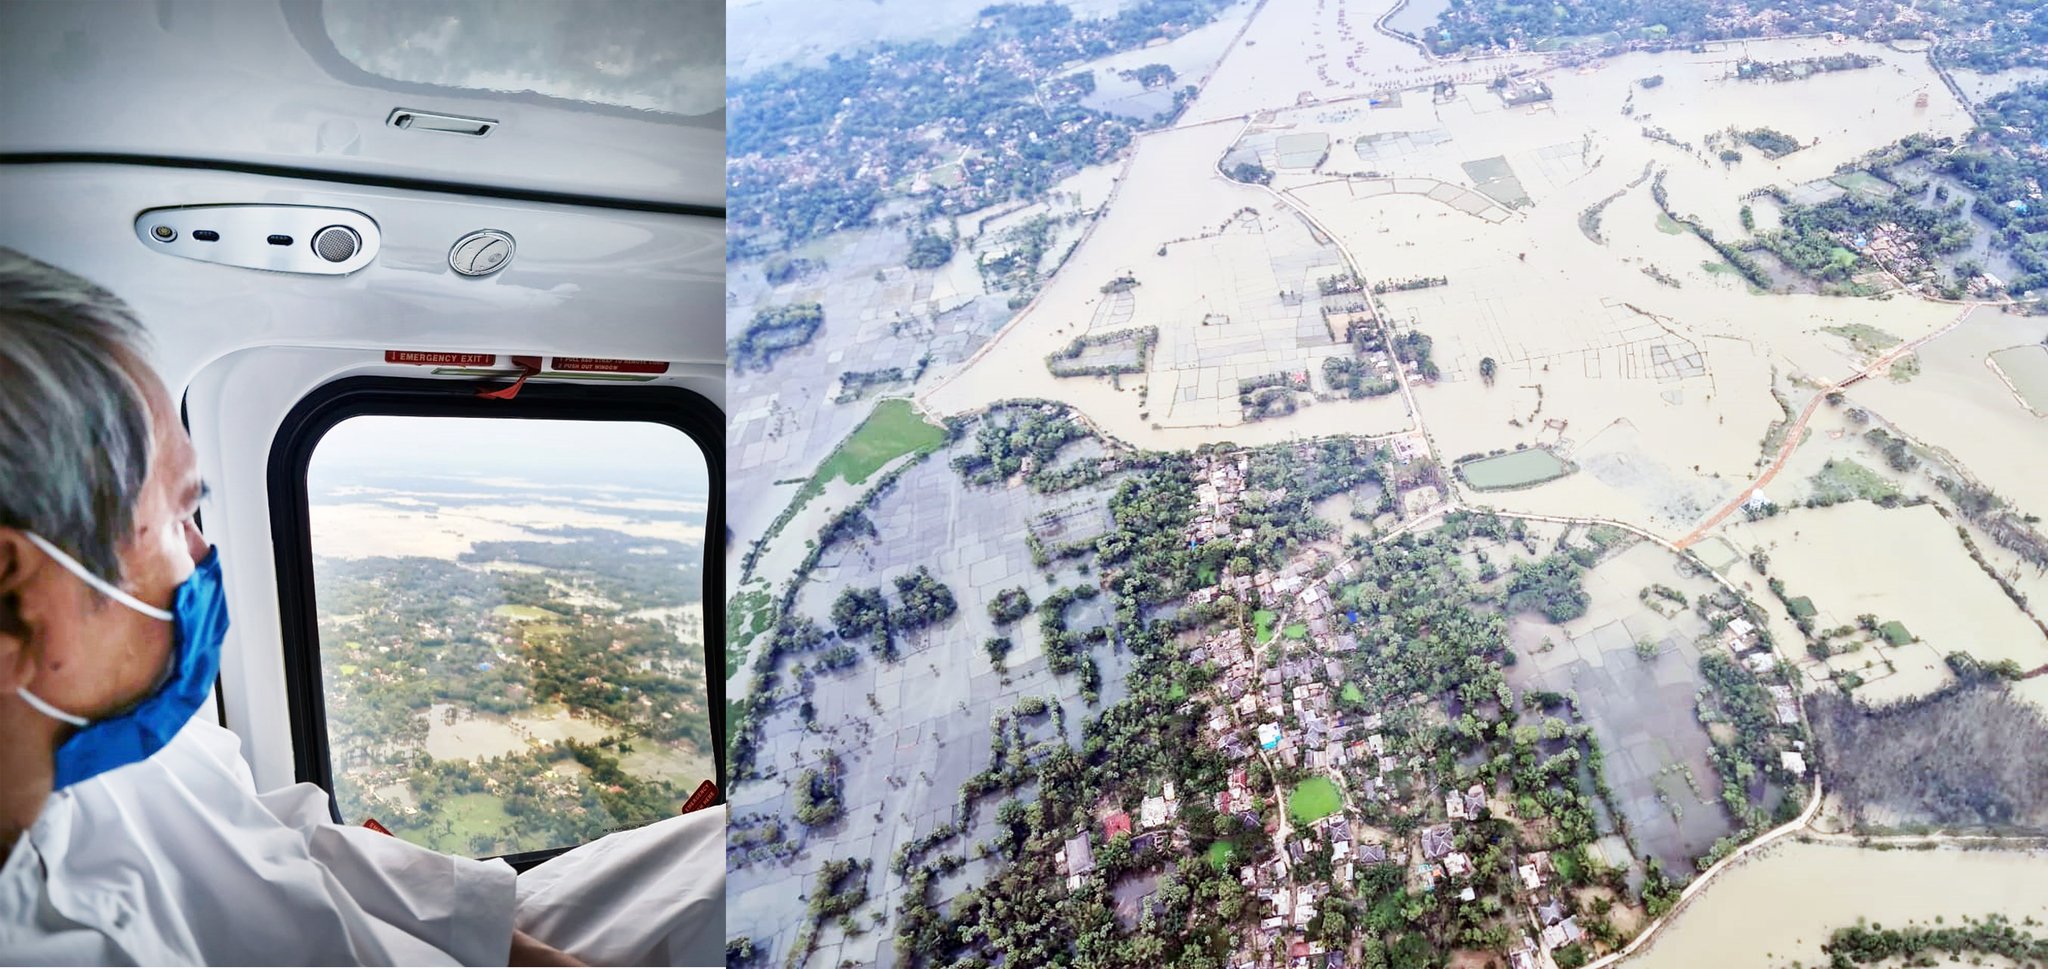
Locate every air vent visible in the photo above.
<box><xmin>134</xmin><ymin>205</ymin><xmax>379</xmax><ymax>275</ymax></box>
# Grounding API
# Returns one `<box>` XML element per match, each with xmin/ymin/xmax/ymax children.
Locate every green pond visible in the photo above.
<box><xmin>1991</xmin><ymin>345</ymin><xmax>2048</xmax><ymax>415</ymax></box>
<box><xmin>1457</xmin><ymin>449</ymin><xmax>1573</xmax><ymax>490</ymax></box>
<box><xmin>1288</xmin><ymin>776</ymin><xmax>1343</xmax><ymax>825</ymax></box>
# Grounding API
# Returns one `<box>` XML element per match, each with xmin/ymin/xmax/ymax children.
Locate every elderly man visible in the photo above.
<box><xmin>0</xmin><ymin>248</ymin><xmax>723</xmax><ymax>966</ymax></box>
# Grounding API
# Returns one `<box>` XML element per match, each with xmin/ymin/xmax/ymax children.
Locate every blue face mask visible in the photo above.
<box><xmin>15</xmin><ymin>532</ymin><xmax>230</xmax><ymax>789</ymax></box>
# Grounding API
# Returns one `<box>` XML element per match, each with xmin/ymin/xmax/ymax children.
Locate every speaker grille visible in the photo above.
<box><xmin>313</xmin><ymin>226</ymin><xmax>360</xmax><ymax>263</ymax></box>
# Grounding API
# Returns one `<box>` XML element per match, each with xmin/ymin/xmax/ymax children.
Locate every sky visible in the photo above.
<box><xmin>308</xmin><ymin>416</ymin><xmax>709</xmax><ymax>498</ymax></box>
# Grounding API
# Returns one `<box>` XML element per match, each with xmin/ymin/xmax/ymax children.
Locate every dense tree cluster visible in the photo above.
<box><xmin>1811</xmin><ymin>684</ymin><xmax>2048</xmax><ymax>831</ymax></box>
<box><xmin>892</xmin><ymin>566</ymin><xmax>959</xmax><ymax>630</ymax></box>
<box><xmin>988</xmin><ymin>586</ymin><xmax>1034</xmax><ymax>626</ymax></box>
<box><xmin>1423</xmin><ymin>0</ymin><xmax>2048</xmax><ymax>71</ymax></box>
<box><xmin>1761</xmin><ymin>191</ymin><xmax>1973</xmax><ymax>284</ymax></box>
<box><xmin>905</xmin><ymin>231</ymin><xmax>955</xmax><ymax>269</ymax></box>
<box><xmin>1738</xmin><ymin>127</ymin><xmax>1800</xmax><ymax>158</ymax></box>
<box><xmin>1941</xmin><ymin>83</ymin><xmax>2048</xmax><ymax>295</ymax></box>
<box><xmin>1823</xmin><ymin>914</ymin><xmax>2048</xmax><ymax>966</ymax></box>
<box><xmin>951</xmin><ymin>405</ymin><xmax>1101</xmax><ymax>489</ymax></box>
<box><xmin>829</xmin><ymin>585</ymin><xmax>892</xmax><ymax>658</ymax></box>
<box><xmin>728</xmin><ymin>303</ymin><xmax>824</xmax><ymax>373</ymax></box>
<box><xmin>1046</xmin><ymin>325</ymin><xmax>1159</xmax><ymax>378</ymax></box>
<box><xmin>1503</xmin><ymin>554</ymin><xmax>1590</xmax><ymax>622</ymax></box>
<box><xmin>793</xmin><ymin>752</ymin><xmax>845</xmax><ymax>827</ymax></box>
<box><xmin>1323</xmin><ymin>355</ymin><xmax>1399</xmax><ymax>399</ymax></box>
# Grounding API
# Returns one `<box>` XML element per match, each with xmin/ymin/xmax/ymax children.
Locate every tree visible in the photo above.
<box><xmin>1504</xmin><ymin>554</ymin><xmax>1590</xmax><ymax>622</ymax></box>
<box><xmin>1226</xmin><ymin>162</ymin><xmax>1273</xmax><ymax>185</ymax></box>
<box><xmin>988</xmin><ymin>587</ymin><xmax>1033</xmax><ymax>626</ymax></box>
<box><xmin>1478</xmin><ymin>356</ymin><xmax>1497</xmax><ymax>386</ymax></box>
<box><xmin>906</xmin><ymin>231</ymin><xmax>955</xmax><ymax>269</ymax></box>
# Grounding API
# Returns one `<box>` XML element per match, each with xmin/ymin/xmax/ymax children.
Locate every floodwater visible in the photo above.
<box><xmin>1624</xmin><ymin>840</ymin><xmax>2048</xmax><ymax>968</ymax></box>
<box><xmin>1724</xmin><ymin>502</ymin><xmax>2048</xmax><ymax>695</ymax></box>
<box><xmin>309</xmin><ymin>501</ymin><xmax>696</xmax><ymax>560</ymax></box>
<box><xmin>1457</xmin><ymin>448</ymin><xmax>1572</xmax><ymax>489</ymax></box>
<box><xmin>927</xmin><ymin>25</ymin><xmax>1971</xmax><ymax>551</ymax></box>
<box><xmin>422</xmin><ymin>703</ymin><xmax>615</xmax><ymax>762</ymax></box>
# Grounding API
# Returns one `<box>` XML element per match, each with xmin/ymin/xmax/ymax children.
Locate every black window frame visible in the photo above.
<box><xmin>268</xmin><ymin>374</ymin><xmax>724</xmax><ymax>871</ymax></box>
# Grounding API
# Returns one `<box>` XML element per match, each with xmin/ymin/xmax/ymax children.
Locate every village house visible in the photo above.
<box><xmin>1420</xmin><ymin>824</ymin><xmax>1455</xmax><ymax>860</ymax></box>
<box><xmin>1443</xmin><ymin>851</ymin><xmax>1472</xmax><ymax>878</ymax></box>
<box><xmin>1542</xmin><ymin>917</ymin><xmax>1584</xmax><ymax>949</ymax></box>
<box><xmin>1062</xmin><ymin>833</ymin><xmax>1095</xmax><ymax>891</ymax></box>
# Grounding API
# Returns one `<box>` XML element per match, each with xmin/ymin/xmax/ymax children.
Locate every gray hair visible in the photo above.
<box><xmin>0</xmin><ymin>247</ymin><xmax>155</xmax><ymax>586</ymax></box>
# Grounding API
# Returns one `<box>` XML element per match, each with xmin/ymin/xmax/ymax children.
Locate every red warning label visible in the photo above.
<box><xmin>551</xmin><ymin>357</ymin><xmax>670</xmax><ymax>375</ymax></box>
<box><xmin>386</xmin><ymin>350</ymin><xmax>497</xmax><ymax>367</ymax></box>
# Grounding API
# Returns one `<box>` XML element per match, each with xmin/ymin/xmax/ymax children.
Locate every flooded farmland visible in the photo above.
<box><xmin>1507</xmin><ymin>539</ymin><xmax>1740</xmax><ymax>879</ymax></box>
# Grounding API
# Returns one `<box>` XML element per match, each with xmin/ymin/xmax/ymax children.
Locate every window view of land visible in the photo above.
<box><xmin>311</xmin><ymin>417</ymin><xmax>715</xmax><ymax>857</ymax></box>
<box><xmin>726</xmin><ymin>1</ymin><xmax>2048</xmax><ymax>967</ymax></box>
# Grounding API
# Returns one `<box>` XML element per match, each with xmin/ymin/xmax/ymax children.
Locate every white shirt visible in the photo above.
<box><xmin>0</xmin><ymin>719</ymin><xmax>516</xmax><ymax>966</ymax></box>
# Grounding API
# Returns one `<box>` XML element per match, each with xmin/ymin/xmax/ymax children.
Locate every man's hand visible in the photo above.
<box><xmin>510</xmin><ymin>928</ymin><xmax>586</xmax><ymax>967</ymax></box>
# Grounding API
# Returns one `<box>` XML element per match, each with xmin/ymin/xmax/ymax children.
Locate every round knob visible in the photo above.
<box><xmin>449</xmin><ymin>230</ymin><xmax>515</xmax><ymax>276</ymax></box>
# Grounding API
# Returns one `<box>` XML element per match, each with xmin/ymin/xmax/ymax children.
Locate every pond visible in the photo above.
<box><xmin>1457</xmin><ymin>448</ymin><xmax>1575</xmax><ymax>490</ymax></box>
<box><xmin>1990</xmin><ymin>344</ymin><xmax>2048</xmax><ymax>415</ymax></box>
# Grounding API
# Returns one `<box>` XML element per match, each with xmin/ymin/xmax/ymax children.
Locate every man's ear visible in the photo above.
<box><xmin>0</xmin><ymin>529</ymin><xmax>35</xmax><ymax>692</ymax></box>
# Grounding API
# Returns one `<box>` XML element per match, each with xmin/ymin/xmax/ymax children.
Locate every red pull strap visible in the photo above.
<box><xmin>477</xmin><ymin>355</ymin><xmax>543</xmax><ymax>399</ymax></box>
<box><xmin>680</xmin><ymin>780</ymin><xmax>719</xmax><ymax>815</ymax></box>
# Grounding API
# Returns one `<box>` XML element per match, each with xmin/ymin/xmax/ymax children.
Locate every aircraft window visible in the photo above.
<box><xmin>318</xmin><ymin>0</ymin><xmax>723</xmax><ymax>117</ymax></box>
<box><xmin>304</xmin><ymin>415</ymin><xmax>714</xmax><ymax>858</ymax></box>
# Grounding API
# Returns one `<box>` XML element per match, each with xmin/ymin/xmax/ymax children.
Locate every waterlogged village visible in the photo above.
<box><xmin>727</xmin><ymin>0</ymin><xmax>2048</xmax><ymax>966</ymax></box>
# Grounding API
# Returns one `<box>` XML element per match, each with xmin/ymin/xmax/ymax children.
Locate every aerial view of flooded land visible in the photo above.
<box><xmin>309</xmin><ymin>471</ymin><xmax>717</xmax><ymax>856</ymax></box>
<box><xmin>726</xmin><ymin>1</ymin><xmax>2048</xmax><ymax>966</ymax></box>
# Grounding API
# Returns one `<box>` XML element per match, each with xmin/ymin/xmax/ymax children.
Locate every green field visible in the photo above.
<box><xmin>1787</xmin><ymin>596</ymin><xmax>1818</xmax><ymax>619</ymax></box>
<box><xmin>1341</xmin><ymin>682</ymin><xmax>1365</xmax><ymax>704</ymax></box>
<box><xmin>1283</xmin><ymin>622</ymin><xmax>1309</xmax><ymax>641</ymax></box>
<box><xmin>1254</xmin><ymin>610</ymin><xmax>1278</xmax><ymax>643</ymax></box>
<box><xmin>1288</xmin><ymin>776</ymin><xmax>1343</xmax><ymax>825</ymax></box>
<box><xmin>1810</xmin><ymin>458</ymin><xmax>1901</xmax><ymax>504</ymax></box>
<box><xmin>402</xmin><ymin>791</ymin><xmax>517</xmax><ymax>855</ymax></box>
<box><xmin>1879</xmin><ymin>620</ymin><xmax>1913</xmax><ymax>646</ymax></box>
<box><xmin>1207</xmin><ymin>840</ymin><xmax>1239</xmax><ymax>870</ymax></box>
<box><xmin>816</xmin><ymin>398</ymin><xmax>947</xmax><ymax>488</ymax></box>
<box><xmin>1655</xmin><ymin>212</ymin><xmax>1686</xmax><ymax>235</ymax></box>
<box><xmin>1457</xmin><ymin>449</ymin><xmax>1574</xmax><ymax>490</ymax></box>
<box><xmin>1829</xmin><ymin>170</ymin><xmax>1896</xmax><ymax>197</ymax></box>
<box><xmin>493</xmin><ymin>604</ymin><xmax>560</xmax><ymax>621</ymax></box>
